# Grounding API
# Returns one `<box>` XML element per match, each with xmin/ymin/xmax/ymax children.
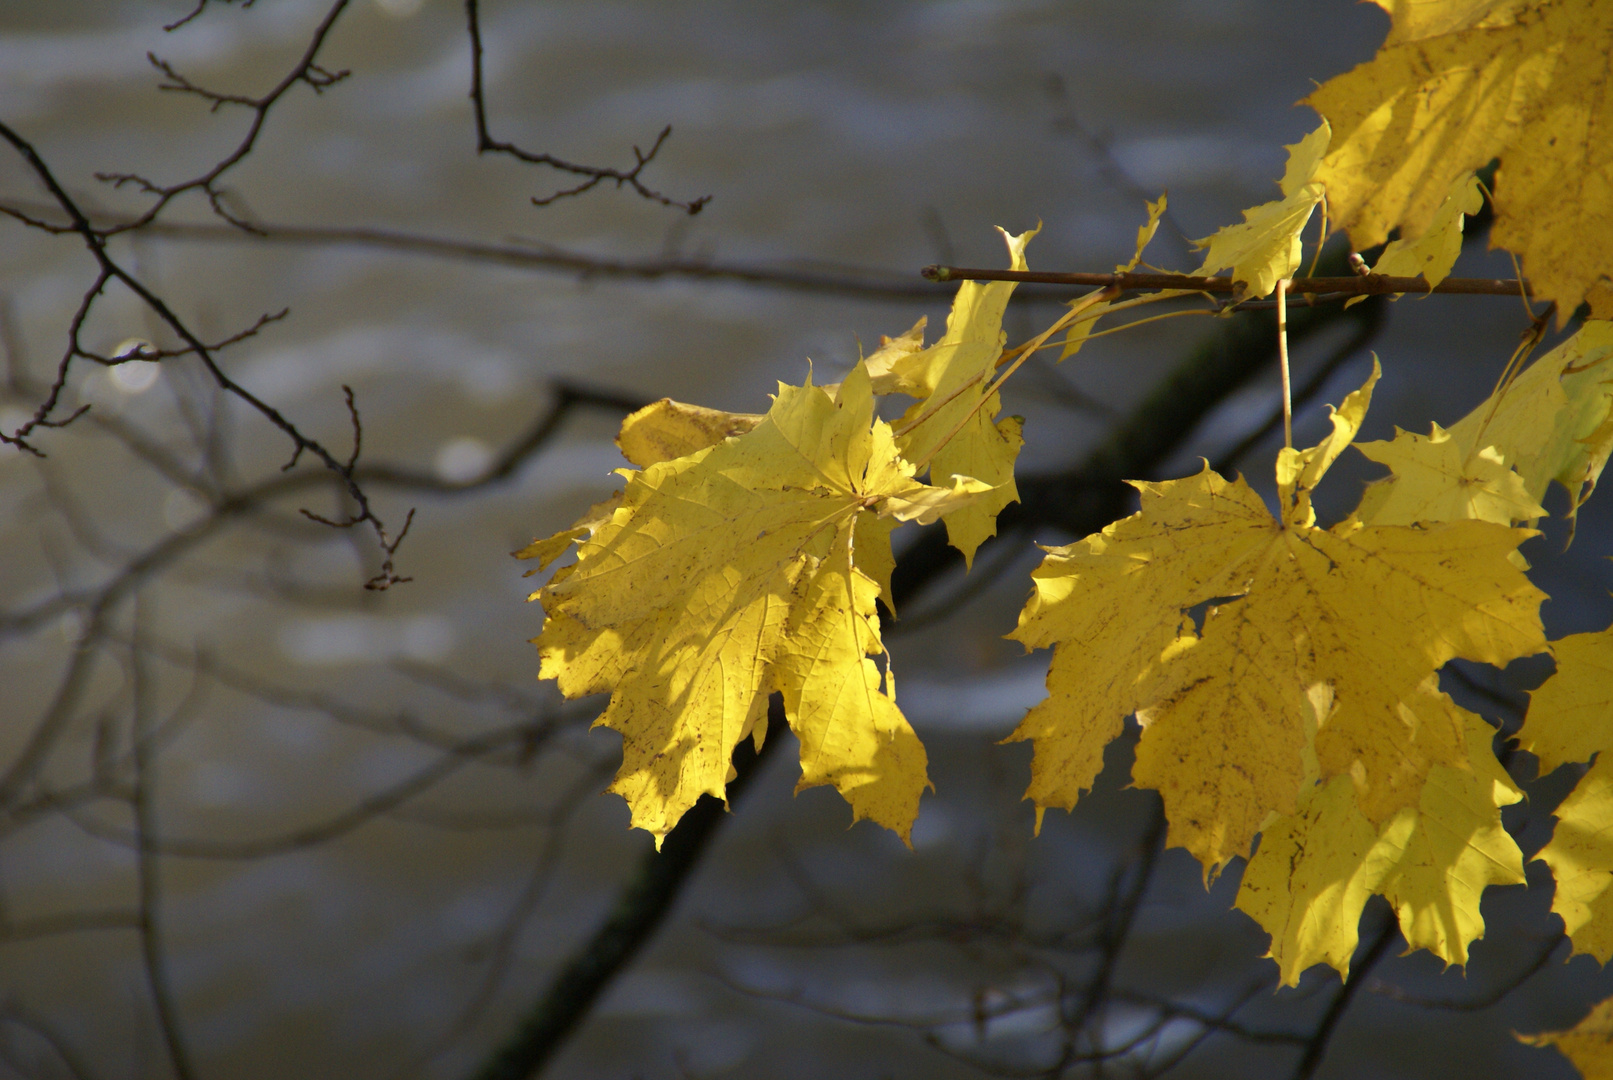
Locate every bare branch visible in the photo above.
<box><xmin>464</xmin><ymin>0</ymin><xmax>709</xmax><ymax>214</ymax></box>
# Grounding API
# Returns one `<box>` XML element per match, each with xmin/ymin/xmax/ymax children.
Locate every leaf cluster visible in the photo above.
<box><xmin>520</xmin><ymin>1</ymin><xmax>1613</xmax><ymax>1070</ymax></box>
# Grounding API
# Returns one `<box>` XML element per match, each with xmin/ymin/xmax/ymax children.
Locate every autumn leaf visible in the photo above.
<box><xmin>616</xmin><ymin>399</ymin><xmax>762</xmax><ymax>469</ymax></box>
<box><xmin>1368</xmin><ymin>715</ymin><xmax>1525</xmax><ymax>967</ymax></box>
<box><xmin>528</xmin><ymin>363</ymin><xmax>986</xmax><ymax>844</ymax></box>
<box><xmin>1368</xmin><ymin>171</ymin><xmax>1484</xmax><ymax>290</ymax></box>
<box><xmin>1354</xmin><ymin>424</ymin><xmax>1546</xmax><ymax>527</ymax></box>
<box><xmin>1191</xmin><ymin>123</ymin><xmax>1329</xmax><ymax>300</ymax></box>
<box><xmin>1308</xmin><ymin>0</ymin><xmax>1613</xmax><ymax>323</ymax></box>
<box><xmin>1521</xmin><ymin>994</ymin><xmax>1613</xmax><ymax>1080</ymax></box>
<box><xmin>1009</xmin><ymin>365</ymin><xmax>1546</xmax><ymax>875</ymax></box>
<box><xmin>1445</xmin><ymin>320</ymin><xmax>1613</xmax><ymax>523</ymax></box>
<box><xmin>1054</xmin><ymin>196</ymin><xmax>1167</xmax><ymax>361</ymax></box>
<box><xmin>1354</xmin><ymin>320</ymin><xmax>1613</xmax><ymax>533</ymax></box>
<box><xmin>515</xmin><ymin>494</ymin><xmax>622</xmax><ymax>572</ymax></box>
<box><xmin>891</xmin><ymin>226</ymin><xmax>1037</xmax><ymax>566</ymax></box>
<box><xmin>1238</xmin><ymin>710</ymin><xmax>1524</xmax><ymax>982</ymax></box>
<box><xmin>1118</xmin><ymin>193</ymin><xmax>1168</xmax><ymax>274</ymax></box>
<box><xmin>1535</xmin><ymin>752</ymin><xmax>1613</xmax><ymax>963</ymax></box>
<box><xmin>861</xmin><ymin>317</ymin><xmax>929</xmax><ymax>397</ymax></box>
<box><xmin>1059</xmin><ymin>296</ymin><xmax>1111</xmax><ymax>361</ymax></box>
<box><xmin>1517</xmin><ymin>623</ymin><xmax>1613</xmax><ymax>775</ymax></box>
<box><xmin>1235</xmin><ymin>775</ymin><xmax>1384</xmax><ymax>985</ymax></box>
<box><xmin>1371</xmin><ymin>0</ymin><xmax>1532</xmax><ymax>45</ymax></box>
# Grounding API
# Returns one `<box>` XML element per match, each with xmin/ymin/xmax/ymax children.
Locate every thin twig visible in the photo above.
<box><xmin>464</xmin><ymin>0</ymin><xmax>708</xmax><ymax>213</ymax></box>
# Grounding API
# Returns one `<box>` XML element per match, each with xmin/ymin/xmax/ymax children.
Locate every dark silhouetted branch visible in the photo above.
<box><xmin>465</xmin><ymin>0</ymin><xmax>708</xmax><ymax>214</ymax></box>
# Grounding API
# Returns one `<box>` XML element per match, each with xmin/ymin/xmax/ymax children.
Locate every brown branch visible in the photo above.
<box><xmin>922</xmin><ymin>264</ymin><xmax>1532</xmax><ymax>298</ymax></box>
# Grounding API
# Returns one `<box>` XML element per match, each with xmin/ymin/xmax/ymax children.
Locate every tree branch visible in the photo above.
<box><xmin>468</xmin><ymin>712</ymin><xmax>781</xmax><ymax>1080</ymax></box>
<box><xmin>464</xmin><ymin>0</ymin><xmax>708</xmax><ymax>214</ymax></box>
<box><xmin>922</xmin><ymin>264</ymin><xmax>1532</xmax><ymax>299</ymax></box>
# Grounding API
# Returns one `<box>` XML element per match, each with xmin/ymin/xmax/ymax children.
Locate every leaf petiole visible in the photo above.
<box><xmin>912</xmin><ymin>283</ymin><xmax>1120</xmax><ymax>472</ymax></box>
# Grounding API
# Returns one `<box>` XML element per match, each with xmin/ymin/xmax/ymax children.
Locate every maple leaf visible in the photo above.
<box><xmin>1191</xmin><ymin>123</ymin><xmax>1329</xmax><ymax>300</ymax></box>
<box><xmin>1235</xmin><ymin>775</ymin><xmax>1384</xmax><ymax>985</ymax></box>
<box><xmin>1308</xmin><ymin>0</ymin><xmax>1613</xmax><ymax>323</ymax></box>
<box><xmin>1009</xmin><ymin>364</ymin><xmax>1546</xmax><ymax>874</ymax></box>
<box><xmin>1370</xmin><ymin>0</ymin><xmax>1533</xmax><ymax>44</ymax></box>
<box><xmin>1118</xmin><ymin>193</ymin><xmax>1168</xmax><ymax>274</ymax></box>
<box><xmin>1354</xmin><ymin>424</ymin><xmax>1546</xmax><ymax>527</ymax></box>
<box><xmin>861</xmin><ymin>317</ymin><xmax>929</xmax><ymax>397</ymax></box>
<box><xmin>1059</xmin><ymin>296</ymin><xmax>1111</xmax><ymax>362</ymax></box>
<box><xmin>1368</xmin><ymin>717</ymin><xmax>1525</xmax><ymax>966</ymax></box>
<box><xmin>616</xmin><ymin>399</ymin><xmax>762</xmax><ymax>469</ymax></box>
<box><xmin>1535</xmin><ymin>751</ymin><xmax>1613</xmax><ymax>963</ymax></box>
<box><xmin>1237</xmin><ymin>711</ymin><xmax>1524</xmax><ymax>982</ymax></box>
<box><xmin>1368</xmin><ymin>171</ymin><xmax>1484</xmax><ymax>290</ymax></box>
<box><xmin>891</xmin><ymin>226</ymin><xmax>1037</xmax><ymax>567</ymax></box>
<box><xmin>515</xmin><ymin>494</ymin><xmax>622</xmax><ymax>572</ymax></box>
<box><xmin>1521</xmin><ymin>994</ymin><xmax>1613</xmax><ymax>1079</ymax></box>
<box><xmin>1517</xmin><ymin>623</ymin><xmax>1613</xmax><ymax>775</ymax></box>
<box><xmin>1357</xmin><ymin>320</ymin><xmax>1613</xmax><ymax>535</ymax></box>
<box><xmin>529</xmin><ymin>363</ymin><xmax>986</xmax><ymax>844</ymax></box>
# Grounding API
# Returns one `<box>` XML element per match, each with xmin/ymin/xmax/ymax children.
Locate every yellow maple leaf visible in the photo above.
<box><xmin>1308</xmin><ymin>0</ymin><xmax>1613</xmax><ymax>324</ymax></box>
<box><xmin>1369</xmin><ymin>171</ymin><xmax>1484</xmax><ymax>289</ymax></box>
<box><xmin>1521</xmin><ymin>994</ymin><xmax>1613</xmax><ymax>1080</ymax></box>
<box><xmin>1009</xmin><ymin>365</ymin><xmax>1546</xmax><ymax>875</ymax></box>
<box><xmin>616</xmin><ymin>399</ymin><xmax>762</xmax><ymax>469</ymax></box>
<box><xmin>1191</xmin><ymin>123</ymin><xmax>1330</xmax><ymax>300</ymax></box>
<box><xmin>1355</xmin><ymin>320</ymin><xmax>1613</xmax><ymax>532</ymax></box>
<box><xmin>1059</xmin><ymin>297</ymin><xmax>1111</xmax><ymax>362</ymax></box>
<box><xmin>1517</xmin><ymin>622</ymin><xmax>1613</xmax><ymax>775</ymax></box>
<box><xmin>530</xmin><ymin>363</ymin><xmax>985</xmax><ymax>844</ymax></box>
<box><xmin>1314</xmin><ymin>674</ymin><xmax>1473</xmax><ymax>824</ymax></box>
<box><xmin>1534</xmin><ymin>751</ymin><xmax>1613</xmax><ymax>963</ymax></box>
<box><xmin>892</xmin><ymin>226</ymin><xmax>1037</xmax><ymax>567</ymax></box>
<box><xmin>1238</xmin><ymin>712</ymin><xmax>1523</xmax><ymax>983</ymax></box>
<box><xmin>1355</xmin><ymin>423</ymin><xmax>1547</xmax><ymax>526</ymax></box>
<box><xmin>1370</xmin><ymin>0</ymin><xmax>1533</xmax><ymax>44</ymax></box>
<box><xmin>861</xmin><ymin>317</ymin><xmax>929</xmax><ymax>397</ymax></box>
<box><xmin>1117</xmin><ymin>193</ymin><xmax>1168</xmax><ymax>274</ymax></box>
<box><xmin>515</xmin><ymin>494</ymin><xmax>623</xmax><ymax>572</ymax></box>
<box><xmin>1236</xmin><ymin>775</ymin><xmax>1384</xmax><ymax>985</ymax></box>
<box><xmin>1368</xmin><ymin>717</ymin><xmax>1525</xmax><ymax>966</ymax></box>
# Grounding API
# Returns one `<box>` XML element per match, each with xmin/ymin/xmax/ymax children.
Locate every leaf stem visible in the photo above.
<box><xmin>912</xmin><ymin>284</ymin><xmax>1120</xmax><ymax>472</ymax></box>
<box><xmin>1277</xmin><ymin>278</ymin><xmax>1292</xmax><ymax>451</ymax></box>
<box><xmin>1304</xmin><ymin>193</ymin><xmax>1329</xmax><ymax>283</ymax></box>
<box><xmin>1020</xmin><ymin>305</ymin><xmax>1214</xmax><ymax>350</ymax></box>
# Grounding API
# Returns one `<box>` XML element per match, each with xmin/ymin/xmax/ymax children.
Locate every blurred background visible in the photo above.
<box><xmin>1</xmin><ymin>1</ymin><xmax>1610</xmax><ymax>1077</ymax></box>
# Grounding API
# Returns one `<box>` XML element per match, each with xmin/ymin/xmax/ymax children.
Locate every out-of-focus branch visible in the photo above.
<box><xmin>0</xmin><ymin>206</ymin><xmax>965</xmax><ymax>301</ymax></box>
<box><xmin>1291</xmin><ymin>912</ymin><xmax>1399</xmax><ymax>1080</ymax></box>
<box><xmin>469</xmin><ymin>715</ymin><xmax>781</xmax><ymax>1080</ymax></box>
<box><xmin>129</xmin><ymin>605</ymin><xmax>199</xmax><ymax>1080</ymax></box>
